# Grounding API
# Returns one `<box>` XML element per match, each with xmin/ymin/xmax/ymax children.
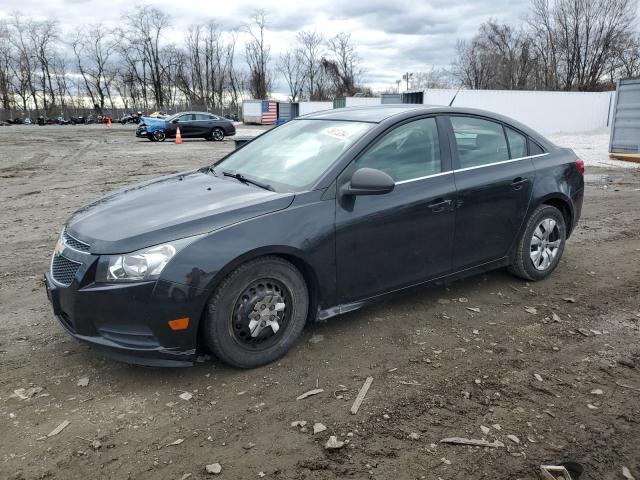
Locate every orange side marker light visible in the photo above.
<box><xmin>168</xmin><ymin>317</ymin><xmax>190</xmax><ymax>331</ymax></box>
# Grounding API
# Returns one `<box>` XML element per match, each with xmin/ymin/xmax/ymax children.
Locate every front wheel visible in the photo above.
<box><xmin>152</xmin><ymin>130</ymin><xmax>166</xmax><ymax>142</ymax></box>
<box><xmin>202</xmin><ymin>256</ymin><xmax>308</xmax><ymax>368</ymax></box>
<box><xmin>509</xmin><ymin>205</ymin><xmax>566</xmax><ymax>281</ymax></box>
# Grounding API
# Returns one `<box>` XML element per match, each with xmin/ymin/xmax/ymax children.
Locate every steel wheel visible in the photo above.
<box><xmin>231</xmin><ymin>278</ymin><xmax>290</xmax><ymax>351</ymax></box>
<box><xmin>530</xmin><ymin>218</ymin><xmax>561</xmax><ymax>271</ymax></box>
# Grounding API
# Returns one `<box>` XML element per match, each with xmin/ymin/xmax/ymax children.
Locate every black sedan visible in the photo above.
<box><xmin>136</xmin><ymin>111</ymin><xmax>236</xmax><ymax>142</ymax></box>
<box><xmin>45</xmin><ymin>105</ymin><xmax>584</xmax><ymax>368</ymax></box>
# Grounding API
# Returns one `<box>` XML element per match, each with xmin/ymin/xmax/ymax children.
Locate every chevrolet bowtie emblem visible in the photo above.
<box><xmin>54</xmin><ymin>239</ymin><xmax>64</xmax><ymax>255</ymax></box>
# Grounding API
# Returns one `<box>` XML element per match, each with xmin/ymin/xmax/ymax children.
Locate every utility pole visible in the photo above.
<box><xmin>402</xmin><ymin>72</ymin><xmax>413</xmax><ymax>91</ymax></box>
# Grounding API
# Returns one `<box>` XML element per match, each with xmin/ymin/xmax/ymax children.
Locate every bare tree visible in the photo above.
<box><xmin>71</xmin><ymin>25</ymin><xmax>117</xmax><ymax>113</ymax></box>
<box><xmin>244</xmin><ymin>10</ymin><xmax>271</xmax><ymax>99</ymax></box>
<box><xmin>125</xmin><ymin>6</ymin><xmax>171</xmax><ymax>108</ymax></box>
<box><xmin>529</xmin><ymin>0</ymin><xmax>638</xmax><ymax>90</ymax></box>
<box><xmin>454</xmin><ymin>39</ymin><xmax>492</xmax><ymax>89</ymax></box>
<box><xmin>323</xmin><ymin>32</ymin><xmax>363</xmax><ymax>96</ymax></box>
<box><xmin>610</xmin><ymin>32</ymin><xmax>640</xmax><ymax>80</ymax></box>
<box><xmin>453</xmin><ymin>21</ymin><xmax>534</xmax><ymax>90</ymax></box>
<box><xmin>409</xmin><ymin>67</ymin><xmax>452</xmax><ymax>89</ymax></box>
<box><xmin>297</xmin><ymin>30</ymin><xmax>327</xmax><ymax>100</ymax></box>
<box><xmin>0</xmin><ymin>20</ymin><xmax>14</xmax><ymax>113</ymax></box>
<box><xmin>277</xmin><ymin>49</ymin><xmax>305</xmax><ymax>101</ymax></box>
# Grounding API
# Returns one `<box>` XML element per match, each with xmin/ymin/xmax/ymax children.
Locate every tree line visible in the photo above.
<box><xmin>0</xmin><ymin>7</ymin><xmax>368</xmax><ymax>117</ymax></box>
<box><xmin>453</xmin><ymin>0</ymin><xmax>640</xmax><ymax>91</ymax></box>
<box><xmin>1</xmin><ymin>0</ymin><xmax>639</xmax><ymax>118</ymax></box>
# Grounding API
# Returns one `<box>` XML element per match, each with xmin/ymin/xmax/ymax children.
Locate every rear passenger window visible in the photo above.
<box><xmin>356</xmin><ymin>118</ymin><xmax>441</xmax><ymax>182</ymax></box>
<box><xmin>450</xmin><ymin>116</ymin><xmax>509</xmax><ymax>168</ymax></box>
<box><xmin>528</xmin><ymin>139</ymin><xmax>545</xmax><ymax>155</ymax></box>
<box><xmin>506</xmin><ymin>127</ymin><xmax>527</xmax><ymax>158</ymax></box>
<box><xmin>194</xmin><ymin>114</ymin><xmax>211</xmax><ymax>121</ymax></box>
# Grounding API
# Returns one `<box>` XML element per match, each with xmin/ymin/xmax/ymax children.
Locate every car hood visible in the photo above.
<box><xmin>66</xmin><ymin>170</ymin><xmax>295</xmax><ymax>254</ymax></box>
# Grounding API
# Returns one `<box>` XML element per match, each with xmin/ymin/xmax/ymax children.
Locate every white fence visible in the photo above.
<box><xmin>345</xmin><ymin>97</ymin><xmax>382</xmax><ymax>107</ymax></box>
<box><xmin>423</xmin><ymin>88</ymin><xmax>615</xmax><ymax>134</ymax></box>
<box><xmin>299</xmin><ymin>101</ymin><xmax>333</xmax><ymax>116</ymax></box>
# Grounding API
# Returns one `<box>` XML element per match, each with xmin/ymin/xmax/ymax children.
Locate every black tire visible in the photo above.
<box><xmin>152</xmin><ymin>130</ymin><xmax>166</xmax><ymax>142</ymax></box>
<box><xmin>508</xmin><ymin>204</ymin><xmax>566</xmax><ymax>281</ymax></box>
<box><xmin>207</xmin><ymin>127</ymin><xmax>224</xmax><ymax>141</ymax></box>
<box><xmin>202</xmin><ymin>256</ymin><xmax>308</xmax><ymax>368</ymax></box>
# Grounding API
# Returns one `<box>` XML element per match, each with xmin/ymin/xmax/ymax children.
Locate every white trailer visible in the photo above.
<box><xmin>242</xmin><ymin>100</ymin><xmax>263</xmax><ymax>124</ymax></box>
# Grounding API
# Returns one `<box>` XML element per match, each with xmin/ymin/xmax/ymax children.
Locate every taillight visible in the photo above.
<box><xmin>575</xmin><ymin>158</ymin><xmax>584</xmax><ymax>176</ymax></box>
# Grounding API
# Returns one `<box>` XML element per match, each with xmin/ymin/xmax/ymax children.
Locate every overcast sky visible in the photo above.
<box><xmin>0</xmin><ymin>0</ymin><xmax>532</xmax><ymax>93</ymax></box>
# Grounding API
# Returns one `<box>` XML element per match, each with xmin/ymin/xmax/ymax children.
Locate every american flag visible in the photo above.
<box><xmin>261</xmin><ymin>101</ymin><xmax>277</xmax><ymax>125</ymax></box>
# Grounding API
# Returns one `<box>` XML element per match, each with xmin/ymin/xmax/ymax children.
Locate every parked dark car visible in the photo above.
<box><xmin>45</xmin><ymin>105</ymin><xmax>584</xmax><ymax>368</ymax></box>
<box><xmin>136</xmin><ymin>111</ymin><xmax>236</xmax><ymax>142</ymax></box>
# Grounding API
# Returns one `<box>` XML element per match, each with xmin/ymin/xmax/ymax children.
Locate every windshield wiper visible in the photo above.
<box><xmin>221</xmin><ymin>170</ymin><xmax>275</xmax><ymax>191</ymax></box>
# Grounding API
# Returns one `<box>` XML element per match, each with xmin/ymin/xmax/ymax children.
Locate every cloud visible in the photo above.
<box><xmin>0</xmin><ymin>0</ymin><xmax>532</xmax><ymax>93</ymax></box>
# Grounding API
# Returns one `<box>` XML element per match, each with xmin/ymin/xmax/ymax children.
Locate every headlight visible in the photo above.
<box><xmin>96</xmin><ymin>236</ymin><xmax>200</xmax><ymax>283</ymax></box>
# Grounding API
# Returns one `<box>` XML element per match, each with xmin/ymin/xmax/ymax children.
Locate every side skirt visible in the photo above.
<box><xmin>315</xmin><ymin>257</ymin><xmax>510</xmax><ymax>322</ymax></box>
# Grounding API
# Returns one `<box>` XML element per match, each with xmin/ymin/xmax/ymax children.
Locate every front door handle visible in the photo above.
<box><xmin>428</xmin><ymin>198</ymin><xmax>453</xmax><ymax>213</ymax></box>
<box><xmin>511</xmin><ymin>177</ymin><xmax>529</xmax><ymax>190</ymax></box>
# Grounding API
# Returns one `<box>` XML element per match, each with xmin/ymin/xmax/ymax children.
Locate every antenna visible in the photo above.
<box><xmin>448</xmin><ymin>85</ymin><xmax>463</xmax><ymax>106</ymax></box>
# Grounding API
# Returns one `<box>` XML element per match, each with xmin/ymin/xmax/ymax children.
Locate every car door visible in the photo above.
<box><xmin>175</xmin><ymin>114</ymin><xmax>196</xmax><ymax>136</ymax></box>
<box><xmin>335</xmin><ymin>116</ymin><xmax>457</xmax><ymax>302</ymax></box>
<box><xmin>446</xmin><ymin>115</ymin><xmax>536</xmax><ymax>270</ymax></box>
<box><xmin>192</xmin><ymin>113</ymin><xmax>213</xmax><ymax>136</ymax></box>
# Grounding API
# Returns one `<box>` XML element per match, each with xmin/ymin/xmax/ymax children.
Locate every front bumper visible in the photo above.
<box><xmin>135</xmin><ymin>126</ymin><xmax>149</xmax><ymax>138</ymax></box>
<box><xmin>44</xmin><ymin>260</ymin><xmax>209</xmax><ymax>367</ymax></box>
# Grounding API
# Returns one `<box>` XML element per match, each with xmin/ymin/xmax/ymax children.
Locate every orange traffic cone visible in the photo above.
<box><xmin>107</xmin><ymin>118</ymin><xmax>112</xmax><ymax>127</ymax></box>
<box><xmin>175</xmin><ymin>127</ymin><xmax>182</xmax><ymax>144</ymax></box>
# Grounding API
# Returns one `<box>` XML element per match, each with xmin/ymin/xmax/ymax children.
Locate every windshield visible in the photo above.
<box><xmin>216</xmin><ymin>119</ymin><xmax>373</xmax><ymax>190</ymax></box>
<box><xmin>165</xmin><ymin>113</ymin><xmax>180</xmax><ymax>122</ymax></box>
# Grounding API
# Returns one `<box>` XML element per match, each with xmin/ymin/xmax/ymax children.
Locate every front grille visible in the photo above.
<box><xmin>63</xmin><ymin>231</ymin><xmax>90</xmax><ymax>252</ymax></box>
<box><xmin>51</xmin><ymin>255</ymin><xmax>81</xmax><ymax>286</ymax></box>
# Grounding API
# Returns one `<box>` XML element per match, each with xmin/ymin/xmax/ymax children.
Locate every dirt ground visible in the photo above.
<box><xmin>0</xmin><ymin>124</ymin><xmax>639</xmax><ymax>480</ymax></box>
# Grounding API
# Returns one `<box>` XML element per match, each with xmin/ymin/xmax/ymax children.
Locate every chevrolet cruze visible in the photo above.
<box><xmin>45</xmin><ymin>105</ymin><xmax>584</xmax><ymax>368</ymax></box>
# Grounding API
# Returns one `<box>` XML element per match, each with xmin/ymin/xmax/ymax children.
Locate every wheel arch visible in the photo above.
<box><xmin>201</xmin><ymin>246</ymin><xmax>320</xmax><ymax>323</ymax></box>
<box><xmin>535</xmin><ymin>193</ymin><xmax>574</xmax><ymax>238</ymax></box>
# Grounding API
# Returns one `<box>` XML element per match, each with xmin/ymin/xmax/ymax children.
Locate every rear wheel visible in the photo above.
<box><xmin>509</xmin><ymin>205</ymin><xmax>566</xmax><ymax>281</ymax></box>
<box><xmin>202</xmin><ymin>256</ymin><xmax>308</xmax><ymax>368</ymax></box>
<box><xmin>207</xmin><ymin>127</ymin><xmax>224</xmax><ymax>141</ymax></box>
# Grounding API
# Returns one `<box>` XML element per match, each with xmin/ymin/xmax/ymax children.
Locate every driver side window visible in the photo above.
<box><xmin>356</xmin><ymin>118</ymin><xmax>441</xmax><ymax>182</ymax></box>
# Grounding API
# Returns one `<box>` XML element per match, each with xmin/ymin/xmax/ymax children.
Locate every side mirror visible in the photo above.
<box><xmin>341</xmin><ymin>167</ymin><xmax>395</xmax><ymax>196</ymax></box>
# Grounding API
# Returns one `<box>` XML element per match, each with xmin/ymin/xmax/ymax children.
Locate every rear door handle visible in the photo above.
<box><xmin>511</xmin><ymin>177</ymin><xmax>529</xmax><ymax>190</ymax></box>
<box><xmin>428</xmin><ymin>198</ymin><xmax>453</xmax><ymax>213</ymax></box>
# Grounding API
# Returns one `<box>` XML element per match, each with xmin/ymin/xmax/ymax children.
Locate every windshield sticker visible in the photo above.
<box><xmin>322</xmin><ymin>127</ymin><xmax>355</xmax><ymax>141</ymax></box>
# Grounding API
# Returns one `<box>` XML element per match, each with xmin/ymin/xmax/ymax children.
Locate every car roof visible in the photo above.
<box><xmin>301</xmin><ymin>105</ymin><xmax>427</xmax><ymax>122</ymax></box>
<box><xmin>175</xmin><ymin>111</ymin><xmax>216</xmax><ymax>115</ymax></box>
<box><xmin>299</xmin><ymin>105</ymin><xmax>552</xmax><ymax>147</ymax></box>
